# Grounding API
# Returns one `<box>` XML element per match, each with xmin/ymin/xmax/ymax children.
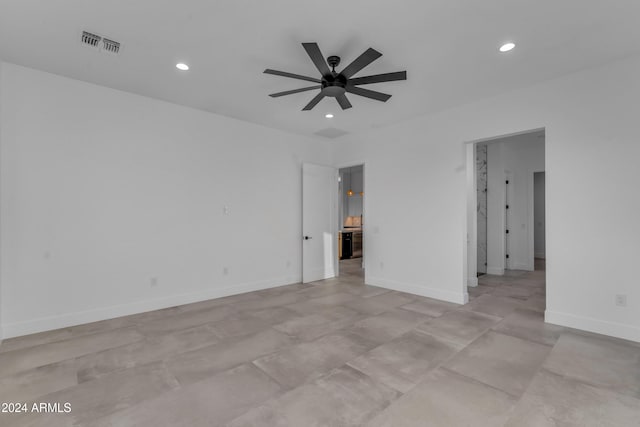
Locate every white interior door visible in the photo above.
<box><xmin>302</xmin><ymin>163</ymin><xmax>338</xmax><ymax>283</ymax></box>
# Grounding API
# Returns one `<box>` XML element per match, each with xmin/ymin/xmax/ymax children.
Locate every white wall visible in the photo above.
<box><xmin>330</xmin><ymin>54</ymin><xmax>640</xmax><ymax>342</ymax></box>
<box><xmin>534</xmin><ymin>172</ymin><xmax>546</xmax><ymax>259</ymax></box>
<box><xmin>0</xmin><ymin>62</ymin><xmax>329</xmax><ymax>338</ymax></box>
<box><xmin>486</xmin><ymin>133</ymin><xmax>545</xmax><ymax>273</ymax></box>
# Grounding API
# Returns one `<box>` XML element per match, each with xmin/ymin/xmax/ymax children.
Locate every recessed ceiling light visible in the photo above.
<box><xmin>325</xmin><ymin>113</ymin><xmax>334</xmax><ymax>119</ymax></box>
<box><xmin>176</xmin><ymin>63</ymin><xmax>189</xmax><ymax>71</ymax></box>
<box><xmin>499</xmin><ymin>42</ymin><xmax>515</xmax><ymax>53</ymax></box>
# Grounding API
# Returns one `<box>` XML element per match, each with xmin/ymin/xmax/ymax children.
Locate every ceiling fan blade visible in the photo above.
<box><xmin>269</xmin><ymin>86</ymin><xmax>322</xmax><ymax>98</ymax></box>
<box><xmin>340</xmin><ymin>48</ymin><xmax>382</xmax><ymax>79</ymax></box>
<box><xmin>264</xmin><ymin>69</ymin><xmax>321</xmax><ymax>83</ymax></box>
<box><xmin>336</xmin><ymin>94</ymin><xmax>352</xmax><ymax>110</ymax></box>
<box><xmin>302</xmin><ymin>42</ymin><xmax>331</xmax><ymax>76</ymax></box>
<box><xmin>348</xmin><ymin>71</ymin><xmax>407</xmax><ymax>86</ymax></box>
<box><xmin>345</xmin><ymin>86</ymin><xmax>391</xmax><ymax>102</ymax></box>
<box><xmin>302</xmin><ymin>92</ymin><xmax>326</xmax><ymax>110</ymax></box>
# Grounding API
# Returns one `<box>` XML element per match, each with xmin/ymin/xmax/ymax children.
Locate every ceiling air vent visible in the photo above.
<box><xmin>80</xmin><ymin>31</ymin><xmax>122</xmax><ymax>55</ymax></box>
<box><xmin>81</xmin><ymin>31</ymin><xmax>101</xmax><ymax>49</ymax></box>
<box><xmin>102</xmin><ymin>38</ymin><xmax>120</xmax><ymax>54</ymax></box>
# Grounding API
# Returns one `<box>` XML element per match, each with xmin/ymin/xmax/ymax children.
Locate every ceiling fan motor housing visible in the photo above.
<box><xmin>321</xmin><ymin>72</ymin><xmax>347</xmax><ymax>97</ymax></box>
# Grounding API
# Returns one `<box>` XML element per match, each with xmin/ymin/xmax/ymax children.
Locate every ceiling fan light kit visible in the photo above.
<box><xmin>264</xmin><ymin>42</ymin><xmax>407</xmax><ymax>111</ymax></box>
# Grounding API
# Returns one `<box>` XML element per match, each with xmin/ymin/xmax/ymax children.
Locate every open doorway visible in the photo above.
<box><xmin>338</xmin><ymin>165</ymin><xmax>364</xmax><ymax>282</ymax></box>
<box><xmin>466</xmin><ymin>129</ymin><xmax>546</xmax><ymax>307</ymax></box>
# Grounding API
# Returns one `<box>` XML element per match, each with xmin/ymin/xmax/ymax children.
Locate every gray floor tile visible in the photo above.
<box><xmin>343</xmin><ymin>292</ymin><xmax>416</xmax><ymax>316</ymax></box>
<box><xmin>544</xmin><ymin>332</ymin><xmax>640</xmax><ymax>398</ymax></box>
<box><xmin>209</xmin><ymin>312</ymin><xmax>271</xmax><ymax>339</ymax></box>
<box><xmin>468</xmin><ymin>285</ymin><xmax>493</xmax><ymax>299</ymax></box>
<box><xmin>306</xmin><ymin>292</ymin><xmax>360</xmax><ymax>305</ymax></box>
<box><xmin>252</xmin><ymin>331</ymin><xmax>377</xmax><ymax>389</ymax></box>
<box><xmin>341</xmin><ymin>284</ymin><xmax>391</xmax><ymax>298</ymax></box>
<box><xmin>283</xmin><ymin>292</ymin><xmax>360</xmax><ymax>314</ymax></box>
<box><xmin>166</xmin><ymin>328</ymin><xmax>296</xmax><ymax>386</ymax></box>
<box><xmin>492</xmin><ymin>308</ymin><xmax>564</xmax><ymax>346</ymax></box>
<box><xmin>399</xmin><ymin>298</ymin><xmax>459</xmax><ymax>318</ymax></box>
<box><xmin>227</xmin><ymin>365</ymin><xmax>398</xmax><ymax>427</ymax></box>
<box><xmin>349</xmin><ymin>309</ymin><xmax>429</xmax><ymax>344</ymax></box>
<box><xmin>445</xmin><ymin>331</ymin><xmax>551</xmax><ymax>397</ymax></box>
<box><xmin>505</xmin><ymin>369</ymin><xmax>640</xmax><ymax>426</ymax></box>
<box><xmin>0</xmin><ymin>327</ymin><xmax>144</xmax><ymax>378</ymax></box>
<box><xmin>272</xmin><ymin>306</ymin><xmax>362</xmax><ymax>341</ymax></box>
<box><xmin>415</xmin><ymin>309</ymin><xmax>501</xmax><ymax>346</ymax></box>
<box><xmin>41</xmin><ymin>361</ymin><xmax>180</xmax><ymax>424</ymax></box>
<box><xmin>0</xmin><ymin>317</ymin><xmax>137</xmax><ymax>355</ymax></box>
<box><xmin>348</xmin><ymin>331</ymin><xmax>459</xmax><ymax>393</ymax></box>
<box><xmin>489</xmin><ymin>284</ymin><xmax>537</xmax><ymax>300</ymax></box>
<box><xmin>462</xmin><ymin>294</ymin><xmax>525</xmax><ymax>318</ymax></box>
<box><xmin>0</xmin><ymin>359</ymin><xmax>77</xmax><ymax>403</ymax></box>
<box><xmin>234</xmin><ymin>293</ymin><xmax>308</xmax><ymax>312</ymax></box>
<box><xmin>0</xmin><ymin>413</ymin><xmax>74</xmax><ymax>427</ymax></box>
<box><xmin>76</xmin><ymin>324</ymin><xmax>220</xmax><ymax>382</ymax></box>
<box><xmin>295</xmin><ymin>282</ymin><xmax>345</xmax><ymax>299</ymax></box>
<box><xmin>137</xmin><ymin>305</ymin><xmax>237</xmax><ymax>336</ymax></box>
<box><xmin>520</xmin><ymin>294</ymin><xmax>546</xmax><ymax>312</ymax></box>
<box><xmin>366</xmin><ymin>368</ymin><xmax>516</xmax><ymax>427</ymax></box>
<box><xmin>249</xmin><ymin>306</ymin><xmax>301</xmax><ymax>324</ymax></box>
<box><xmin>90</xmin><ymin>364</ymin><xmax>282</xmax><ymax>427</ymax></box>
<box><xmin>0</xmin><ymin>329</ymin><xmax>74</xmax><ymax>355</ymax></box>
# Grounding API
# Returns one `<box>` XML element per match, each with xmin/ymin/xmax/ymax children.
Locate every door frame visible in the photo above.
<box><xmin>530</xmin><ymin>170</ymin><xmax>546</xmax><ymax>268</ymax></box>
<box><xmin>334</xmin><ymin>160</ymin><xmax>367</xmax><ymax>281</ymax></box>
<box><xmin>464</xmin><ymin>128</ymin><xmax>545</xmax><ymax>288</ymax></box>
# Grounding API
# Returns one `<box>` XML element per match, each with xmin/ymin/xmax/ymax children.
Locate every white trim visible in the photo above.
<box><xmin>545</xmin><ymin>310</ymin><xmax>640</xmax><ymax>343</ymax></box>
<box><xmin>2</xmin><ymin>276</ymin><xmax>299</xmax><ymax>339</ymax></box>
<box><xmin>529</xmin><ymin>168</ymin><xmax>545</xmax><ymax>271</ymax></box>
<box><xmin>465</xmin><ymin>143</ymin><xmax>477</xmax><ymax>294</ymax></box>
<box><xmin>486</xmin><ymin>267</ymin><xmax>505</xmax><ymax>275</ymax></box>
<box><xmin>367</xmin><ymin>276</ymin><xmax>468</xmax><ymax>305</ymax></box>
<box><xmin>333</xmin><ymin>159</ymin><xmax>368</xmax><ymax>170</ymax></box>
<box><xmin>467</xmin><ymin>277</ymin><xmax>478</xmax><ymax>287</ymax></box>
<box><xmin>465</xmin><ymin>127</ymin><xmax>546</xmax><ymax>145</ymax></box>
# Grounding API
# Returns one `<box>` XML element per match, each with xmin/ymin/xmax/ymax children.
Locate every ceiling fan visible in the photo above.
<box><xmin>264</xmin><ymin>43</ymin><xmax>407</xmax><ymax>111</ymax></box>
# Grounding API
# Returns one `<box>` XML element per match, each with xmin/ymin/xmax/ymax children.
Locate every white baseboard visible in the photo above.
<box><xmin>511</xmin><ymin>262</ymin><xmax>534</xmax><ymax>271</ymax></box>
<box><xmin>366</xmin><ymin>276</ymin><xmax>467</xmax><ymax>305</ymax></box>
<box><xmin>467</xmin><ymin>277</ymin><xmax>478</xmax><ymax>287</ymax></box>
<box><xmin>486</xmin><ymin>267</ymin><xmax>504</xmax><ymax>276</ymax></box>
<box><xmin>2</xmin><ymin>276</ymin><xmax>300</xmax><ymax>339</ymax></box>
<box><xmin>545</xmin><ymin>310</ymin><xmax>640</xmax><ymax>343</ymax></box>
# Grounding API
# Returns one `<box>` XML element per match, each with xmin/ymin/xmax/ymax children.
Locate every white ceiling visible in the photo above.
<box><xmin>1</xmin><ymin>1</ymin><xmax>640</xmax><ymax>138</ymax></box>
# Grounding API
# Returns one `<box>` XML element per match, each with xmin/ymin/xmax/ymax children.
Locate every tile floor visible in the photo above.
<box><xmin>1</xmin><ymin>259</ymin><xmax>639</xmax><ymax>426</ymax></box>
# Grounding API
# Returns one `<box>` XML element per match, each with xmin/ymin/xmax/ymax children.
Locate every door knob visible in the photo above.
<box><xmin>304</xmin><ymin>236</ymin><xmax>312</xmax><ymax>240</ymax></box>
